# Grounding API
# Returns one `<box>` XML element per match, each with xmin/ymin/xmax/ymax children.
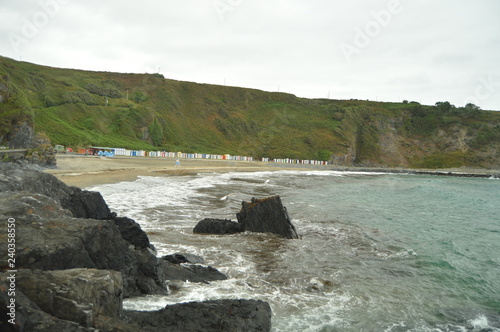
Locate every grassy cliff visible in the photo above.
<box><xmin>1</xmin><ymin>56</ymin><xmax>499</xmax><ymax>168</ymax></box>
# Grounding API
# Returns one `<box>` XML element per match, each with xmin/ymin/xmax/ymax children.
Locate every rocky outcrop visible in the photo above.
<box><xmin>0</xmin><ymin>284</ymin><xmax>93</xmax><ymax>332</ymax></box>
<box><xmin>237</xmin><ymin>196</ymin><xmax>299</xmax><ymax>239</ymax></box>
<box><xmin>193</xmin><ymin>196</ymin><xmax>299</xmax><ymax>239</ymax></box>
<box><xmin>3</xmin><ymin>269</ymin><xmax>123</xmax><ymax>328</ymax></box>
<box><xmin>7</xmin><ymin>121</ymin><xmax>35</xmax><ymax>149</ymax></box>
<box><xmin>2</xmin><ymin>122</ymin><xmax>56</xmax><ymax>167</ymax></box>
<box><xmin>193</xmin><ymin>218</ymin><xmax>244</xmax><ymax>234</ymax></box>
<box><xmin>113</xmin><ymin>216</ymin><xmax>155</xmax><ymax>250</ymax></box>
<box><xmin>0</xmin><ymin>163</ymin><xmax>265</xmax><ymax>331</ymax></box>
<box><xmin>125</xmin><ymin>299</ymin><xmax>272</xmax><ymax>332</ymax></box>
<box><xmin>0</xmin><ymin>190</ymin><xmax>167</xmax><ymax>297</ymax></box>
<box><xmin>0</xmin><ymin>163</ymin><xmax>110</xmax><ymax>219</ymax></box>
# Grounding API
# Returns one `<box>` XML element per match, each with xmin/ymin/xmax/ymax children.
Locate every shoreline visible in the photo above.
<box><xmin>45</xmin><ymin>155</ymin><xmax>500</xmax><ymax>188</ymax></box>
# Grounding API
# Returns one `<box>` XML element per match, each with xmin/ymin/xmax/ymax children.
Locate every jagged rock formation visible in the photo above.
<box><xmin>237</xmin><ymin>196</ymin><xmax>299</xmax><ymax>239</ymax></box>
<box><xmin>2</xmin><ymin>269</ymin><xmax>123</xmax><ymax>329</ymax></box>
<box><xmin>0</xmin><ymin>163</ymin><xmax>270</xmax><ymax>331</ymax></box>
<box><xmin>193</xmin><ymin>195</ymin><xmax>299</xmax><ymax>239</ymax></box>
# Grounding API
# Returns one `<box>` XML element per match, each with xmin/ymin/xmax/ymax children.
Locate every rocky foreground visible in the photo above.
<box><xmin>0</xmin><ymin>163</ymin><xmax>272</xmax><ymax>331</ymax></box>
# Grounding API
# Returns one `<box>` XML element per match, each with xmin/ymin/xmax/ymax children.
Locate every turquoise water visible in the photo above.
<box><xmin>91</xmin><ymin>171</ymin><xmax>500</xmax><ymax>331</ymax></box>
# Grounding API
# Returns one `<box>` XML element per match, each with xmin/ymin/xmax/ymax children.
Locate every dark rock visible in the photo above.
<box><xmin>162</xmin><ymin>252</ymin><xmax>205</xmax><ymax>265</ymax></box>
<box><xmin>0</xmin><ymin>163</ymin><xmax>110</xmax><ymax>219</ymax></box>
<box><xmin>0</xmin><ymin>165</ymin><xmax>168</xmax><ymax>298</ymax></box>
<box><xmin>7</xmin><ymin>269</ymin><xmax>122</xmax><ymax>328</ymax></box>
<box><xmin>0</xmin><ymin>163</ymin><xmax>272</xmax><ymax>331</ymax></box>
<box><xmin>237</xmin><ymin>195</ymin><xmax>299</xmax><ymax>239</ymax></box>
<box><xmin>113</xmin><ymin>216</ymin><xmax>154</xmax><ymax>250</ymax></box>
<box><xmin>7</xmin><ymin>121</ymin><xmax>35</xmax><ymax>149</ymax></box>
<box><xmin>0</xmin><ymin>208</ymin><xmax>166</xmax><ymax>297</ymax></box>
<box><xmin>1</xmin><ymin>278</ymin><xmax>95</xmax><ymax>332</ymax></box>
<box><xmin>125</xmin><ymin>299</ymin><xmax>272</xmax><ymax>332</ymax></box>
<box><xmin>193</xmin><ymin>218</ymin><xmax>244</xmax><ymax>235</ymax></box>
<box><xmin>160</xmin><ymin>260</ymin><xmax>228</xmax><ymax>283</ymax></box>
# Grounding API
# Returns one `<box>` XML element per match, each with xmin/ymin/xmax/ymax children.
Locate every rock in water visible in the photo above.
<box><xmin>193</xmin><ymin>218</ymin><xmax>244</xmax><ymax>234</ymax></box>
<box><xmin>162</xmin><ymin>252</ymin><xmax>205</xmax><ymax>265</ymax></box>
<box><xmin>125</xmin><ymin>299</ymin><xmax>272</xmax><ymax>332</ymax></box>
<box><xmin>236</xmin><ymin>195</ymin><xmax>299</xmax><ymax>239</ymax></box>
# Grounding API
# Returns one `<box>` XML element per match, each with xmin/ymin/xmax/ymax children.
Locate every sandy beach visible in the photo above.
<box><xmin>45</xmin><ymin>154</ymin><xmax>305</xmax><ymax>188</ymax></box>
<box><xmin>45</xmin><ymin>154</ymin><xmax>500</xmax><ymax>188</ymax></box>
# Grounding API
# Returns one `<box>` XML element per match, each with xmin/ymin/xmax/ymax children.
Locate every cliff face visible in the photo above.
<box><xmin>0</xmin><ymin>68</ymin><xmax>56</xmax><ymax>166</ymax></box>
<box><xmin>1</xmin><ymin>56</ymin><xmax>499</xmax><ymax>169</ymax></box>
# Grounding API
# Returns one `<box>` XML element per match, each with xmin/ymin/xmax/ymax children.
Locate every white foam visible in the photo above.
<box><xmin>469</xmin><ymin>315</ymin><xmax>490</xmax><ymax>330</ymax></box>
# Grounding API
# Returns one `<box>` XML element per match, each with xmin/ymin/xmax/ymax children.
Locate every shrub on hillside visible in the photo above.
<box><xmin>85</xmin><ymin>83</ymin><xmax>122</xmax><ymax>98</ymax></box>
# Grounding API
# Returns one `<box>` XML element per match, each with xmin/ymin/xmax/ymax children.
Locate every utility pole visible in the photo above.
<box><xmin>126</xmin><ymin>89</ymin><xmax>129</xmax><ymax>100</ymax></box>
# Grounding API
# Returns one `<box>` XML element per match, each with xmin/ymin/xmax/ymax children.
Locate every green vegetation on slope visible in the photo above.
<box><xmin>1</xmin><ymin>56</ymin><xmax>499</xmax><ymax>168</ymax></box>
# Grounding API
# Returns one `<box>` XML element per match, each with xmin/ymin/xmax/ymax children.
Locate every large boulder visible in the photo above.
<box><xmin>113</xmin><ymin>216</ymin><xmax>155</xmax><ymax>250</ymax></box>
<box><xmin>0</xmin><ymin>284</ymin><xmax>93</xmax><ymax>332</ymax></box>
<box><xmin>237</xmin><ymin>196</ymin><xmax>299</xmax><ymax>239</ymax></box>
<box><xmin>0</xmin><ymin>163</ymin><xmax>110</xmax><ymax>219</ymax></box>
<box><xmin>0</xmin><ymin>164</ymin><xmax>167</xmax><ymax>297</ymax></box>
<box><xmin>125</xmin><ymin>299</ymin><xmax>272</xmax><ymax>332</ymax></box>
<box><xmin>7</xmin><ymin>269</ymin><xmax>123</xmax><ymax>328</ymax></box>
<box><xmin>0</xmin><ymin>195</ymin><xmax>167</xmax><ymax>297</ymax></box>
<box><xmin>193</xmin><ymin>196</ymin><xmax>299</xmax><ymax>239</ymax></box>
<box><xmin>0</xmin><ymin>163</ymin><xmax>272</xmax><ymax>330</ymax></box>
<box><xmin>193</xmin><ymin>218</ymin><xmax>244</xmax><ymax>235</ymax></box>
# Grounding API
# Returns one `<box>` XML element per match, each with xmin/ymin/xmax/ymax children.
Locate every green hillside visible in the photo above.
<box><xmin>1</xmin><ymin>56</ymin><xmax>499</xmax><ymax>168</ymax></box>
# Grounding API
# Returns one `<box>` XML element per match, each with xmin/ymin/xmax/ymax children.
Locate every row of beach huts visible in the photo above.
<box><xmin>54</xmin><ymin>145</ymin><xmax>329</xmax><ymax>165</ymax></box>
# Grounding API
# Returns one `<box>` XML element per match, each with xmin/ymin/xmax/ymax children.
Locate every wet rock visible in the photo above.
<box><xmin>193</xmin><ymin>218</ymin><xmax>244</xmax><ymax>234</ymax></box>
<box><xmin>125</xmin><ymin>299</ymin><xmax>272</xmax><ymax>332</ymax></box>
<box><xmin>9</xmin><ymin>269</ymin><xmax>123</xmax><ymax>328</ymax></box>
<box><xmin>113</xmin><ymin>216</ymin><xmax>154</xmax><ymax>250</ymax></box>
<box><xmin>162</xmin><ymin>252</ymin><xmax>205</xmax><ymax>265</ymax></box>
<box><xmin>237</xmin><ymin>195</ymin><xmax>299</xmax><ymax>239</ymax></box>
<box><xmin>1</xmin><ymin>284</ymin><xmax>92</xmax><ymax>332</ymax></box>
<box><xmin>0</xmin><ymin>165</ymin><xmax>167</xmax><ymax>298</ymax></box>
<box><xmin>0</xmin><ymin>163</ymin><xmax>111</xmax><ymax>219</ymax></box>
<box><xmin>160</xmin><ymin>260</ymin><xmax>228</xmax><ymax>283</ymax></box>
<box><xmin>0</xmin><ymin>163</ymin><xmax>272</xmax><ymax>331</ymax></box>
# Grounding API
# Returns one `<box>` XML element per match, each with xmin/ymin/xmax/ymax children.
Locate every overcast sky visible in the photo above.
<box><xmin>1</xmin><ymin>0</ymin><xmax>499</xmax><ymax>110</ymax></box>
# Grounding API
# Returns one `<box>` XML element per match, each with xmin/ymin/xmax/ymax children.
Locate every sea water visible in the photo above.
<box><xmin>88</xmin><ymin>170</ymin><xmax>500</xmax><ymax>331</ymax></box>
